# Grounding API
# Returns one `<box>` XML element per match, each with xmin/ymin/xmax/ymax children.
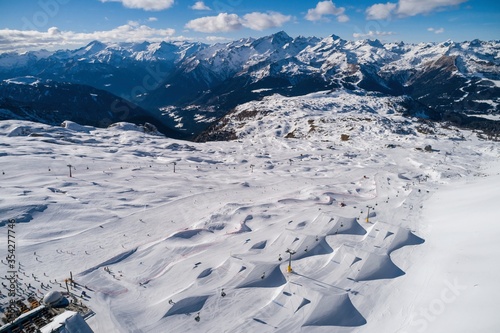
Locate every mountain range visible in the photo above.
<box><xmin>0</xmin><ymin>31</ymin><xmax>498</xmax><ymax>139</ymax></box>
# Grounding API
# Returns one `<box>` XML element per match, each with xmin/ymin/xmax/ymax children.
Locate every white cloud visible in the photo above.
<box><xmin>353</xmin><ymin>30</ymin><xmax>396</xmax><ymax>38</ymax></box>
<box><xmin>47</xmin><ymin>27</ymin><xmax>61</xmax><ymax>36</ymax></box>
<box><xmin>242</xmin><ymin>12</ymin><xmax>291</xmax><ymax>31</ymax></box>
<box><xmin>99</xmin><ymin>0</ymin><xmax>174</xmax><ymax>11</ymax></box>
<box><xmin>366</xmin><ymin>0</ymin><xmax>468</xmax><ymax>20</ymax></box>
<box><xmin>191</xmin><ymin>1</ymin><xmax>211</xmax><ymax>10</ymax></box>
<box><xmin>428</xmin><ymin>27</ymin><xmax>445</xmax><ymax>34</ymax></box>
<box><xmin>0</xmin><ymin>23</ymin><xmax>176</xmax><ymax>52</ymax></box>
<box><xmin>337</xmin><ymin>14</ymin><xmax>350</xmax><ymax>23</ymax></box>
<box><xmin>366</xmin><ymin>2</ymin><xmax>397</xmax><ymax>20</ymax></box>
<box><xmin>205</xmin><ymin>36</ymin><xmax>231</xmax><ymax>42</ymax></box>
<box><xmin>305</xmin><ymin>1</ymin><xmax>349</xmax><ymax>22</ymax></box>
<box><xmin>148</xmin><ymin>17</ymin><xmax>158</xmax><ymax>22</ymax></box>
<box><xmin>185</xmin><ymin>11</ymin><xmax>291</xmax><ymax>33</ymax></box>
<box><xmin>185</xmin><ymin>13</ymin><xmax>242</xmax><ymax>33</ymax></box>
<box><xmin>397</xmin><ymin>0</ymin><xmax>467</xmax><ymax>17</ymax></box>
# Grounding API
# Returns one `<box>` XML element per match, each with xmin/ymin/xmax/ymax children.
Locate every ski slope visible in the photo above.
<box><xmin>0</xmin><ymin>110</ymin><xmax>498</xmax><ymax>332</ymax></box>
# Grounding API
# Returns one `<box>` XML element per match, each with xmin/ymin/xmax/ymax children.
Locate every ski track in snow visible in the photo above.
<box><xmin>0</xmin><ymin>113</ymin><xmax>498</xmax><ymax>333</ymax></box>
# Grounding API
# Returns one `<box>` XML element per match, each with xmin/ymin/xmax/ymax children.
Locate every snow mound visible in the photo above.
<box><xmin>163</xmin><ymin>296</ymin><xmax>209</xmax><ymax>317</ymax></box>
<box><xmin>303</xmin><ymin>293</ymin><xmax>366</xmax><ymax>327</ymax></box>
<box><xmin>107</xmin><ymin>122</ymin><xmax>145</xmax><ymax>132</ymax></box>
<box><xmin>79</xmin><ymin>249</ymin><xmax>137</xmax><ymax>275</ymax></box>
<box><xmin>318</xmin><ymin>215</ymin><xmax>367</xmax><ymax>236</ymax></box>
<box><xmin>168</xmin><ymin>228</ymin><xmax>213</xmax><ymax>239</ymax></box>
<box><xmin>6</xmin><ymin>125</ymin><xmax>33</xmax><ymax>137</ymax></box>
<box><xmin>236</xmin><ymin>263</ymin><xmax>287</xmax><ymax>288</ymax></box>
<box><xmin>61</xmin><ymin>120</ymin><xmax>94</xmax><ymax>133</ymax></box>
<box><xmin>197</xmin><ymin>268</ymin><xmax>213</xmax><ymax>279</ymax></box>
<box><xmin>386</xmin><ymin>227</ymin><xmax>425</xmax><ymax>253</ymax></box>
<box><xmin>354</xmin><ymin>252</ymin><xmax>404</xmax><ymax>281</ymax></box>
<box><xmin>250</xmin><ymin>240</ymin><xmax>267</xmax><ymax>250</ymax></box>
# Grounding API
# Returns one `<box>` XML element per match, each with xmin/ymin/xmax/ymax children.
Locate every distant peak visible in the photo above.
<box><xmin>86</xmin><ymin>40</ymin><xmax>105</xmax><ymax>48</ymax></box>
<box><xmin>439</xmin><ymin>39</ymin><xmax>455</xmax><ymax>47</ymax></box>
<box><xmin>321</xmin><ymin>34</ymin><xmax>344</xmax><ymax>44</ymax></box>
<box><xmin>367</xmin><ymin>39</ymin><xmax>384</xmax><ymax>48</ymax></box>
<box><xmin>272</xmin><ymin>31</ymin><xmax>290</xmax><ymax>39</ymax></box>
<box><xmin>270</xmin><ymin>31</ymin><xmax>292</xmax><ymax>45</ymax></box>
<box><xmin>468</xmin><ymin>39</ymin><xmax>482</xmax><ymax>47</ymax></box>
<box><xmin>84</xmin><ymin>40</ymin><xmax>107</xmax><ymax>53</ymax></box>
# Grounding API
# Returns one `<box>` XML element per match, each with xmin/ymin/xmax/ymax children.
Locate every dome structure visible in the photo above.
<box><xmin>43</xmin><ymin>291</ymin><xmax>67</xmax><ymax>307</ymax></box>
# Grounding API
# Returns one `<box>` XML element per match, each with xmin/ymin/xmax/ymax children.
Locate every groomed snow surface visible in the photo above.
<box><xmin>0</xmin><ymin>97</ymin><xmax>498</xmax><ymax>332</ymax></box>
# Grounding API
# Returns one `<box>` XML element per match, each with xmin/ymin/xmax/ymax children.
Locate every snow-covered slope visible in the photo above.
<box><xmin>1</xmin><ymin>93</ymin><xmax>498</xmax><ymax>332</ymax></box>
<box><xmin>196</xmin><ymin>89</ymin><xmax>500</xmax><ymax>142</ymax></box>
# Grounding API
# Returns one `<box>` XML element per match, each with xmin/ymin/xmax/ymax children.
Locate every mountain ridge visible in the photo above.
<box><xmin>0</xmin><ymin>79</ymin><xmax>185</xmax><ymax>139</ymax></box>
<box><xmin>0</xmin><ymin>31</ymin><xmax>498</xmax><ymax>138</ymax></box>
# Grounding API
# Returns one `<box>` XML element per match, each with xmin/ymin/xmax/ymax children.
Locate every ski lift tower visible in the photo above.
<box><xmin>366</xmin><ymin>205</ymin><xmax>373</xmax><ymax>223</ymax></box>
<box><xmin>285</xmin><ymin>249</ymin><xmax>296</xmax><ymax>273</ymax></box>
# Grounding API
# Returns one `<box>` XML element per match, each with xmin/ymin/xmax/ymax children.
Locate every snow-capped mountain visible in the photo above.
<box><xmin>0</xmin><ymin>40</ymin><xmax>205</xmax><ymax>102</ymax></box>
<box><xmin>0</xmin><ymin>32</ymin><xmax>498</xmax><ymax>137</ymax></box>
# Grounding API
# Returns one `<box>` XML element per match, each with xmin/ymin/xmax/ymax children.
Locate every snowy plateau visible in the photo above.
<box><xmin>0</xmin><ymin>86</ymin><xmax>499</xmax><ymax>332</ymax></box>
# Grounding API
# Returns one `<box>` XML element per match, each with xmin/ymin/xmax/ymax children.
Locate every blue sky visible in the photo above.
<box><xmin>0</xmin><ymin>0</ymin><xmax>498</xmax><ymax>52</ymax></box>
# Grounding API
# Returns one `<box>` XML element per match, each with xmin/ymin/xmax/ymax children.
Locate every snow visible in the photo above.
<box><xmin>221</xmin><ymin>90</ymin><xmax>412</xmax><ymax>140</ymax></box>
<box><xmin>489</xmin><ymin>79</ymin><xmax>500</xmax><ymax>88</ymax></box>
<box><xmin>0</xmin><ymin>109</ymin><xmax>498</xmax><ymax>332</ymax></box>
<box><xmin>61</xmin><ymin>121</ymin><xmax>94</xmax><ymax>133</ymax></box>
<box><xmin>472</xmin><ymin>114</ymin><xmax>500</xmax><ymax>121</ymax></box>
<box><xmin>375</xmin><ymin>163</ymin><xmax>500</xmax><ymax>333</ymax></box>
<box><xmin>472</xmin><ymin>99</ymin><xmax>498</xmax><ymax>109</ymax></box>
<box><xmin>3</xmin><ymin>76</ymin><xmax>41</xmax><ymax>85</ymax></box>
<box><xmin>412</xmin><ymin>169</ymin><xmax>500</xmax><ymax>333</ymax></box>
